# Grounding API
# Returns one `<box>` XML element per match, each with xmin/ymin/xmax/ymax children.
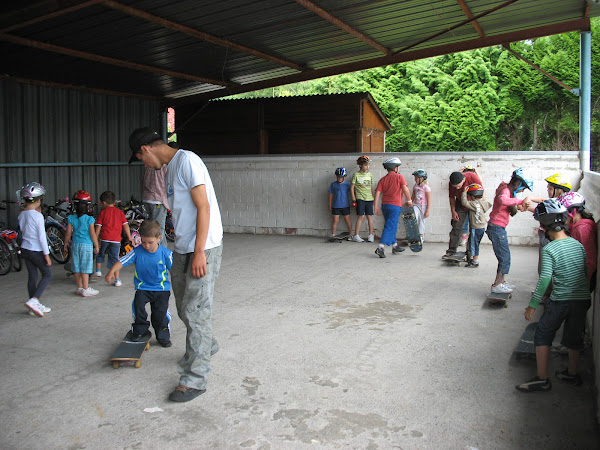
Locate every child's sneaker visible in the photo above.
<box><xmin>466</xmin><ymin>260</ymin><xmax>479</xmax><ymax>268</ymax></box>
<box><xmin>392</xmin><ymin>245</ymin><xmax>405</xmax><ymax>254</ymax></box>
<box><xmin>114</xmin><ymin>279</ymin><xmax>122</xmax><ymax>287</ymax></box>
<box><xmin>441</xmin><ymin>250</ymin><xmax>454</xmax><ymax>259</ymax></box>
<box><xmin>460</xmin><ymin>233</ymin><xmax>468</xmax><ymax>246</ymax></box>
<box><xmin>504</xmin><ymin>282</ymin><xmax>516</xmax><ymax>290</ymax></box>
<box><xmin>491</xmin><ymin>283</ymin><xmax>513</xmax><ymax>294</ymax></box>
<box><xmin>25</xmin><ymin>298</ymin><xmax>44</xmax><ymax>317</ymax></box>
<box><xmin>367</xmin><ymin>234</ymin><xmax>375</xmax><ymax>242</ymax></box>
<box><xmin>555</xmin><ymin>369</ymin><xmax>583</xmax><ymax>386</ymax></box>
<box><xmin>375</xmin><ymin>247</ymin><xmax>385</xmax><ymax>258</ymax></box>
<box><xmin>515</xmin><ymin>376</ymin><xmax>552</xmax><ymax>392</ymax></box>
<box><xmin>92</xmin><ymin>270</ymin><xmax>102</xmax><ymax>277</ymax></box>
<box><xmin>81</xmin><ymin>287</ymin><xmax>99</xmax><ymax>297</ymax></box>
<box><xmin>76</xmin><ymin>287</ymin><xmax>84</xmax><ymax>296</ymax></box>
<box><xmin>353</xmin><ymin>235</ymin><xmax>364</xmax><ymax>243</ymax></box>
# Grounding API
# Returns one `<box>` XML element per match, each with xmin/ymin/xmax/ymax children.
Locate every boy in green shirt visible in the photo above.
<box><xmin>351</xmin><ymin>155</ymin><xmax>375</xmax><ymax>242</ymax></box>
<box><xmin>516</xmin><ymin>199</ymin><xmax>590</xmax><ymax>393</ymax></box>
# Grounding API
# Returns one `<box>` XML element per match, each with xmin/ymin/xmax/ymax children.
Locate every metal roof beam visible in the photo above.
<box><xmin>0</xmin><ymin>0</ymin><xmax>103</xmax><ymax>32</ymax></box>
<box><xmin>169</xmin><ymin>18</ymin><xmax>590</xmax><ymax>106</ymax></box>
<box><xmin>456</xmin><ymin>0</ymin><xmax>485</xmax><ymax>38</ymax></box>
<box><xmin>293</xmin><ymin>0</ymin><xmax>391</xmax><ymax>55</ymax></box>
<box><xmin>101</xmin><ymin>0</ymin><xmax>307</xmax><ymax>72</ymax></box>
<box><xmin>0</xmin><ymin>33</ymin><xmax>235</xmax><ymax>87</ymax></box>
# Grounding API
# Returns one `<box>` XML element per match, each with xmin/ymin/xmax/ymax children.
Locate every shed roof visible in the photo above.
<box><xmin>1</xmin><ymin>1</ymin><xmax>597</xmax><ymax>106</ymax></box>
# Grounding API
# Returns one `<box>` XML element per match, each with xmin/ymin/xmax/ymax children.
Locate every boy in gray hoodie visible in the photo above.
<box><xmin>461</xmin><ymin>183</ymin><xmax>492</xmax><ymax>267</ymax></box>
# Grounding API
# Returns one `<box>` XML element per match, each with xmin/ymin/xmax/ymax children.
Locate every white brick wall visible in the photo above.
<box><xmin>205</xmin><ymin>151</ymin><xmax>582</xmax><ymax>245</ymax></box>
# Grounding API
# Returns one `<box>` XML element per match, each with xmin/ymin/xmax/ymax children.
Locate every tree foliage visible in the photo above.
<box><xmin>229</xmin><ymin>19</ymin><xmax>600</xmax><ymax>169</ymax></box>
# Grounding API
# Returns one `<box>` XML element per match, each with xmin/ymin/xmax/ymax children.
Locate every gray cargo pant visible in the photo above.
<box><xmin>171</xmin><ymin>245</ymin><xmax>222</xmax><ymax>390</ymax></box>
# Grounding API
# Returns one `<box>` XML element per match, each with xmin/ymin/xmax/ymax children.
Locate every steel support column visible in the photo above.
<box><xmin>580</xmin><ymin>31</ymin><xmax>591</xmax><ymax>172</ymax></box>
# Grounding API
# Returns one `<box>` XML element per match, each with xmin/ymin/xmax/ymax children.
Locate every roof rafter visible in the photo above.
<box><xmin>293</xmin><ymin>0</ymin><xmax>391</xmax><ymax>55</ymax></box>
<box><xmin>101</xmin><ymin>0</ymin><xmax>308</xmax><ymax>72</ymax></box>
<box><xmin>456</xmin><ymin>0</ymin><xmax>485</xmax><ymax>37</ymax></box>
<box><xmin>0</xmin><ymin>32</ymin><xmax>234</xmax><ymax>87</ymax></box>
<box><xmin>170</xmin><ymin>18</ymin><xmax>590</xmax><ymax>106</ymax></box>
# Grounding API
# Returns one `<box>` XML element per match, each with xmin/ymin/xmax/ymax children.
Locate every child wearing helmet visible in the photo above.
<box><xmin>373</xmin><ymin>157</ymin><xmax>413</xmax><ymax>258</ymax></box>
<box><xmin>516</xmin><ymin>199</ymin><xmax>590</xmax><ymax>393</ymax></box>
<box><xmin>17</xmin><ymin>182</ymin><xmax>53</xmax><ymax>317</ymax></box>
<box><xmin>443</xmin><ymin>170</ymin><xmax>482</xmax><ymax>259</ymax></box>
<box><xmin>63</xmin><ymin>190</ymin><xmax>100</xmax><ymax>297</ymax></box>
<box><xmin>545</xmin><ymin>173</ymin><xmax>571</xmax><ymax>198</ymax></box>
<box><xmin>351</xmin><ymin>156</ymin><xmax>375</xmax><ymax>242</ymax></box>
<box><xmin>328</xmin><ymin>168</ymin><xmax>353</xmax><ymax>238</ymax></box>
<box><xmin>411</xmin><ymin>169</ymin><xmax>431</xmax><ymax>244</ymax></box>
<box><xmin>460</xmin><ymin>183</ymin><xmax>492</xmax><ymax>267</ymax></box>
<box><xmin>558</xmin><ymin>192</ymin><xmax>597</xmax><ymax>291</ymax></box>
<box><xmin>485</xmin><ymin>169</ymin><xmax>534</xmax><ymax>294</ymax></box>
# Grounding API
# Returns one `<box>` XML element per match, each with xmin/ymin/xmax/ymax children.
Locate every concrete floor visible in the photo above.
<box><xmin>0</xmin><ymin>234</ymin><xmax>597</xmax><ymax>449</ymax></box>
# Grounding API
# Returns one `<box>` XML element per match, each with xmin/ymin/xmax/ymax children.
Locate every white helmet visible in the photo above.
<box><xmin>17</xmin><ymin>182</ymin><xmax>46</xmax><ymax>203</ymax></box>
<box><xmin>383</xmin><ymin>157</ymin><xmax>402</xmax><ymax>171</ymax></box>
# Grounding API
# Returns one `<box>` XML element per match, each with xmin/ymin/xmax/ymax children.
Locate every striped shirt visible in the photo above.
<box><xmin>530</xmin><ymin>237</ymin><xmax>590</xmax><ymax>308</ymax></box>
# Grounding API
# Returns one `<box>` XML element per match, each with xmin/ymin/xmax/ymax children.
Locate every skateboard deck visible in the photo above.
<box><xmin>443</xmin><ymin>252</ymin><xmax>467</xmax><ymax>266</ymax></box>
<box><xmin>110</xmin><ymin>331</ymin><xmax>151</xmax><ymax>369</ymax></box>
<box><xmin>487</xmin><ymin>291</ymin><xmax>511</xmax><ymax>307</ymax></box>
<box><xmin>401</xmin><ymin>205</ymin><xmax>422</xmax><ymax>252</ymax></box>
<box><xmin>515</xmin><ymin>322</ymin><xmax>537</xmax><ymax>360</ymax></box>
<box><xmin>328</xmin><ymin>231</ymin><xmax>350</xmax><ymax>243</ymax></box>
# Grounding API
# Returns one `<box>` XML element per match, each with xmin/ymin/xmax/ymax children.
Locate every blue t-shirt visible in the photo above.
<box><xmin>119</xmin><ymin>245</ymin><xmax>173</xmax><ymax>291</ymax></box>
<box><xmin>68</xmin><ymin>214</ymin><xmax>96</xmax><ymax>245</ymax></box>
<box><xmin>328</xmin><ymin>181</ymin><xmax>351</xmax><ymax>208</ymax></box>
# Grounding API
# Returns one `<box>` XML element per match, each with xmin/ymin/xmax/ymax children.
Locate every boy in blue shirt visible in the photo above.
<box><xmin>106</xmin><ymin>219</ymin><xmax>173</xmax><ymax>347</ymax></box>
<box><xmin>328</xmin><ymin>168</ymin><xmax>353</xmax><ymax>238</ymax></box>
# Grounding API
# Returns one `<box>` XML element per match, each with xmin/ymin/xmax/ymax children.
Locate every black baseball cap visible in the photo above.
<box><xmin>450</xmin><ymin>171</ymin><xmax>465</xmax><ymax>186</ymax></box>
<box><xmin>128</xmin><ymin>127</ymin><xmax>162</xmax><ymax>164</ymax></box>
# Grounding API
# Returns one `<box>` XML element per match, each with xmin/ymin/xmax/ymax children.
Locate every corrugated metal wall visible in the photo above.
<box><xmin>0</xmin><ymin>79</ymin><xmax>161</xmax><ymax>228</ymax></box>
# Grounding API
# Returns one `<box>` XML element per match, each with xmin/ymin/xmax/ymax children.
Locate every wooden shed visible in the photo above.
<box><xmin>175</xmin><ymin>93</ymin><xmax>391</xmax><ymax>156</ymax></box>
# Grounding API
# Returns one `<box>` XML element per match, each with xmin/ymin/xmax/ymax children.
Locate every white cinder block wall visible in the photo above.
<box><xmin>205</xmin><ymin>151</ymin><xmax>583</xmax><ymax>245</ymax></box>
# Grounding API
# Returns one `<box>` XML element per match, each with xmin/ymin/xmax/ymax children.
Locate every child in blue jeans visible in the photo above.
<box><xmin>461</xmin><ymin>183</ymin><xmax>491</xmax><ymax>267</ymax></box>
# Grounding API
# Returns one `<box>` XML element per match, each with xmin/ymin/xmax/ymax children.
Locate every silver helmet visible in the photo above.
<box><xmin>383</xmin><ymin>157</ymin><xmax>401</xmax><ymax>171</ymax></box>
<box><xmin>18</xmin><ymin>182</ymin><xmax>46</xmax><ymax>203</ymax></box>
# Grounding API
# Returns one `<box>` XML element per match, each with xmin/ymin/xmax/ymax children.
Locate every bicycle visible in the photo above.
<box><xmin>42</xmin><ymin>199</ymin><xmax>71</xmax><ymax>264</ymax></box>
<box><xmin>0</xmin><ymin>203</ymin><xmax>15</xmax><ymax>275</ymax></box>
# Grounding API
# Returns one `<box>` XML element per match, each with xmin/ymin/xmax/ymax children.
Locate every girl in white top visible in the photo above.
<box><xmin>411</xmin><ymin>170</ymin><xmax>431</xmax><ymax>243</ymax></box>
<box><xmin>17</xmin><ymin>182</ymin><xmax>52</xmax><ymax>317</ymax></box>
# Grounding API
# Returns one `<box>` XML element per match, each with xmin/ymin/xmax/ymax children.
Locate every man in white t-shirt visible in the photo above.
<box><xmin>129</xmin><ymin>127</ymin><xmax>223</xmax><ymax>403</ymax></box>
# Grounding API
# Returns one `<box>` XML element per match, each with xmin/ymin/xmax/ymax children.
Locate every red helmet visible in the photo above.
<box><xmin>467</xmin><ymin>183</ymin><xmax>484</xmax><ymax>198</ymax></box>
<box><xmin>72</xmin><ymin>190</ymin><xmax>92</xmax><ymax>204</ymax></box>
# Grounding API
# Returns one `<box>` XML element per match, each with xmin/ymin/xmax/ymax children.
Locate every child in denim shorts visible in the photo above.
<box><xmin>516</xmin><ymin>199</ymin><xmax>591</xmax><ymax>393</ymax></box>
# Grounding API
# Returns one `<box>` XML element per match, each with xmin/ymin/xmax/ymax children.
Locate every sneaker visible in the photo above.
<box><xmin>466</xmin><ymin>260</ymin><xmax>479</xmax><ymax>268</ymax></box>
<box><xmin>491</xmin><ymin>283</ymin><xmax>513</xmax><ymax>294</ymax></box>
<box><xmin>353</xmin><ymin>235</ymin><xmax>365</xmax><ymax>243</ymax></box>
<box><xmin>441</xmin><ymin>250</ymin><xmax>455</xmax><ymax>260</ymax></box>
<box><xmin>158</xmin><ymin>339</ymin><xmax>172</xmax><ymax>348</ymax></box>
<box><xmin>375</xmin><ymin>247</ymin><xmax>385</xmax><ymax>258</ymax></box>
<box><xmin>367</xmin><ymin>234</ymin><xmax>375</xmax><ymax>243</ymax></box>
<box><xmin>555</xmin><ymin>369</ymin><xmax>583</xmax><ymax>386</ymax></box>
<box><xmin>25</xmin><ymin>298</ymin><xmax>44</xmax><ymax>317</ymax></box>
<box><xmin>92</xmin><ymin>270</ymin><xmax>102</xmax><ymax>277</ymax></box>
<box><xmin>504</xmin><ymin>282</ymin><xmax>516</xmax><ymax>290</ymax></box>
<box><xmin>76</xmin><ymin>287</ymin><xmax>84</xmax><ymax>296</ymax></box>
<box><xmin>516</xmin><ymin>376</ymin><xmax>552</xmax><ymax>393</ymax></box>
<box><xmin>460</xmin><ymin>234</ymin><xmax>468</xmax><ymax>246</ymax></box>
<box><xmin>169</xmin><ymin>385</ymin><xmax>206</xmax><ymax>402</ymax></box>
<box><xmin>81</xmin><ymin>287</ymin><xmax>99</xmax><ymax>297</ymax></box>
<box><xmin>38</xmin><ymin>303</ymin><xmax>51</xmax><ymax>313</ymax></box>
<box><xmin>114</xmin><ymin>279</ymin><xmax>122</xmax><ymax>287</ymax></box>
<box><xmin>346</xmin><ymin>235</ymin><xmax>353</xmax><ymax>241</ymax></box>
<box><xmin>392</xmin><ymin>245</ymin><xmax>405</xmax><ymax>254</ymax></box>
<box><xmin>130</xmin><ymin>331</ymin><xmax>152</xmax><ymax>342</ymax></box>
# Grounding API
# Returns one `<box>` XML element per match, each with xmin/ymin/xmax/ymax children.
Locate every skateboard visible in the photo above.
<box><xmin>401</xmin><ymin>205</ymin><xmax>422</xmax><ymax>252</ymax></box>
<box><xmin>443</xmin><ymin>252</ymin><xmax>467</xmax><ymax>266</ymax></box>
<box><xmin>110</xmin><ymin>331</ymin><xmax>151</xmax><ymax>369</ymax></box>
<box><xmin>328</xmin><ymin>231</ymin><xmax>350</xmax><ymax>243</ymax></box>
<box><xmin>515</xmin><ymin>322</ymin><xmax>537</xmax><ymax>360</ymax></box>
<box><xmin>487</xmin><ymin>291</ymin><xmax>511</xmax><ymax>308</ymax></box>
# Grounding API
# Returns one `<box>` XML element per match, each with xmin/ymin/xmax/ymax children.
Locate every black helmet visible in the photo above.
<box><xmin>334</xmin><ymin>167</ymin><xmax>348</xmax><ymax>177</ymax></box>
<box><xmin>534</xmin><ymin>199</ymin><xmax>568</xmax><ymax>231</ymax></box>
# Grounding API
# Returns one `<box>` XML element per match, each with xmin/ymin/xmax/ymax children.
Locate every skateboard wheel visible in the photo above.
<box><xmin>145</xmin><ymin>342</ymin><xmax>150</xmax><ymax>350</ymax></box>
<box><xmin>112</xmin><ymin>362</ymin><xmax>119</xmax><ymax>369</ymax></box>
<box><xmin>134</xmin><ymin>360</ymin><xmax>141</xmax><ymax>368</ymax></box>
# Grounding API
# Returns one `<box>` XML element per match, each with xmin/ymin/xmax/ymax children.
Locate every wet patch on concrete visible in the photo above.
<box><xmin>242</xmin><ymin>377</ymin><xmax>261</xmax><ymax>396</ymax></box>
<box><xmin>272</xmin><ymin>408</ymin><xmax>404</xmax><ymax>445</ymax></box>
<box><xmin>325</xmin><ymin>300</ymin><xmax>420</xmax><ymax>329</ymax></box>
<box><xmin>309</xmin><ymin>376</ymin><xmax>339</xmax><ymax>388</ymax></box>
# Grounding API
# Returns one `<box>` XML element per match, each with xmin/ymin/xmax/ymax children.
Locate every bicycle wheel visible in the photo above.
<box><xmin>46</xmin><ymin>224</ymin><xmax>70</xmax><ymax>264</ymax></box>
<box><xmin>0</xmin><ymin>239</ymin><xmax>12</xmax><ymax>275</ymax></box>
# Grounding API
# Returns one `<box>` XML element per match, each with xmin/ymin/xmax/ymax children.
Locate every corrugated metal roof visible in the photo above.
<box><xmin>0</xmin><ymin>0</ymin><xmax>597</xmax><ymax>105</ymax></box>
